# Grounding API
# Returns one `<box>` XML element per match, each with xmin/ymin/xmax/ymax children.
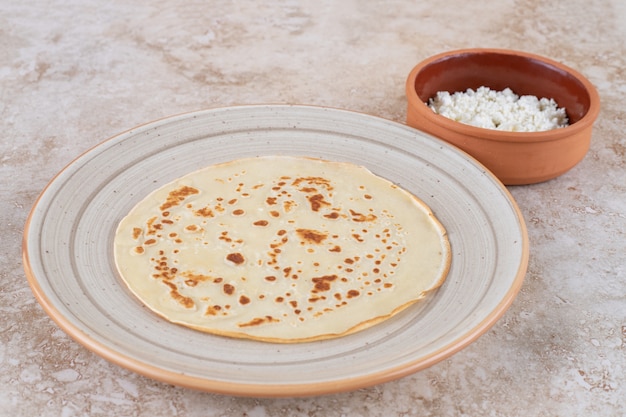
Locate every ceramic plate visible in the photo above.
<box><xmin>23</xmin><ymin>105</ymin><xmax>528</xmax><ymax>397</ymax></box>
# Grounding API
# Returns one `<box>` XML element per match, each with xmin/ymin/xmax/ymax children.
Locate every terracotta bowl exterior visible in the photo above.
<box><xmin>405</xmin><ymin>48</ymin><xmax>600</xmax><ymax>185</ymax></box>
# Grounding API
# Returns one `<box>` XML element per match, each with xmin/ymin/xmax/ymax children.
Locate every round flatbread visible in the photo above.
<box><xmin>114</xmin><ymin>156</ymin><xmax>450</xmax><ymax>343</ymax></box>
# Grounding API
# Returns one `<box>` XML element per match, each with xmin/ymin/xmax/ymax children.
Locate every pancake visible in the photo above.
<box><xmin>113</xmin><ymin>156</ymin><xmax>451</xmax><ymax>343</ymax></box>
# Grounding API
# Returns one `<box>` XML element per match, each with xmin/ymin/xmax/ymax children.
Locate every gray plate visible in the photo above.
<box><xmin>23</xmin><ymin>105</ymin><xmax>528</xmax><ymax>397</ymax></box>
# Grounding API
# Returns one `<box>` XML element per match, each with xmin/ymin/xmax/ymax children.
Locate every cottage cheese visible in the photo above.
<box><xmin>427</xmin><ymin>86</ymin><xmax>569</xmax><ymax>132</ymax></box>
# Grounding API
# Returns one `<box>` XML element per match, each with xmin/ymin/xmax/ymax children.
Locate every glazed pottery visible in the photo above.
<box><xmin>405</xmin><ymin>48</ymin><xmax>600</xmax><ymax>185</ymax></box>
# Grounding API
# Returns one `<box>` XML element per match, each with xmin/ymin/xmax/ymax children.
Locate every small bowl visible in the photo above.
<box><xmin>405</xmin><ymin>48</ymin><xmax>600</xmax><ymax>185</ymax></box>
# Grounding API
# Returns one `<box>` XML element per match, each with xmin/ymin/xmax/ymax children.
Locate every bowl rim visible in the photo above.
<box><xmin>405</xmin><ymin>48</ymin><xmax>601</xmax><ymax>143</ymax></box>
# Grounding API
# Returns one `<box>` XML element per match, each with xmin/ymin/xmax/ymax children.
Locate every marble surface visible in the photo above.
<box><xmin>1</xmin><ymin>0</ymin><xmax>625</xmax><ymax>415</ymax></box>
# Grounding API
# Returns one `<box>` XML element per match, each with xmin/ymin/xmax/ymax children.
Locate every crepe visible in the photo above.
<box><xmin>114</xmin><ymin>156</ymin><xmax>451</xmax><ymax>343</ymax></box>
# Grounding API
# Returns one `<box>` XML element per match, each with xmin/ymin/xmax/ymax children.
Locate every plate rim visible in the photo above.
<box><xmin>22</xmin><ymin>104</ymin><xmax>529</xmax><ymax>397</ymax></box>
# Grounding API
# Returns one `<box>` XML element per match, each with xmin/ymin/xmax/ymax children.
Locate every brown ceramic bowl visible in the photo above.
<box><xmin>405</xmin><ymin>48</ymin><xmax>600</xmax><ymax>185</ymax></box>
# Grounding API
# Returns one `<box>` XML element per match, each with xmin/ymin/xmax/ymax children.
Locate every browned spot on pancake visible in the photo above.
<box><xmin>283</xmin><ymin>200</ymin><xmax>296</xmax><ymax>212</ymax></box>
<box><xmin>239</xmin><ymin>295</ymin><xmax>250</xmax><ymax>305</ymax></box>
<box><xmin>352</xmin><ymin>234</ymin><xmax>364</xmax><ymax>242</ymax></box>
<box><xmin>328</xmin><ymin>245</ymin><xmax>341</xmax><ymax>252</ymax></box>
<box><xmin>292</xmin><ymin>176</ymin><xmax>333</xmax><ymax>190</ymax></box>
<box><xmin>347</xmin><ymin>289</ymin><xmax>360</xmax><ymax>298</ymax></box>
<box><xmin>253</xmin><ymin>220</ymin><xmax>269</xmax><ymax>226</ymax></box>
<box><xmin>267</xmin><ymin>233</ymin><xmax>288</xmax><ymax>266</ymax></box>
<box><xmin>194</xmin><ymin>207</ymin><xmax>214</xmax><ymax>217</ymax></box>
<box><xmin>205</xmin><ymin>305</ymin><xmax>222</xmax><ymax>316</ymax></box>
<box><xmin>264</xmin><ymin>275</ymin><xmax>277</xmax><ymax>282</ymax></box>
<box><xmin>161</xmin><ymin>280</ymin><xmax>194</xmax><ymax>308</ymax></box>
<box><xmin>238</xmin><ymin>315</ymin><xmax>279</xmax><ymax>328</ymax></box>
<box><xmin>312</xmin><ymin>275</ymin><xmax>337</xmax><ymax>292</ymax></box>
<box><xmin>180</xmin><ymin>271</ymin><xmax>214</xmax><ymax>287</ymax></box>
<box><xmin>266</xmin><ymin>197</ymin><xmax>277</xmax><ymax>205</ymax></box>
<box><xmin>307</xmin><ymin>194</ymin><xmax>331</xmax><ymax>212</ymax></box>
<box><xmin>324</xmin><ymin>211</ymin><xmax>339</xmax><ymax>219</ymax></box>
<box><xmin>150</xmin><ymin>253</ymin><xmax>178</xmax><ymax>280</ymax></box>
<box><xmin>134</xmin><ymin>246</ymin><xmax>144</xmax><ymax>254</ymax></box>
<box><xmin>226</xmin><ymin>253</ymin><xmax>245</xmax><ymax>264</ymax></box>
<box><xmin>132</xmin><ymin>228</ymin><xmax>142</xmax><ymax>240</ymax></box>
<box><xmin>146</xmin><ymin>216</ymin><xmax>158</xmax><ymax>235</ymax></box>
<box><xmin>159</xmin><ymin>185</ymin><xmax>199</xmax><ymax>211</ymax></box>
<box><xmin>223</xmin><ymin>283</ymin><xmax>235</xmax><ymax>295</ymax></box>
<box><xmin>232</xmin><ymin>209</ymin><xmax>245</xmax><ymax>215</ymax></box>
<box><xmin>296</xmin><ymin>228</ymin><xmax>327</xmax><ymax>244</ymax></box>
<box><xmin>349</xmin><ymin>209</ymin><xmax>377</xmax><ymax>222</ymax></box>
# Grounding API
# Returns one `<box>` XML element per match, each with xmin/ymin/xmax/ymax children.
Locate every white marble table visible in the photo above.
<box><xmin>1</xmin><ymin>0</ymin><xmax>624</xmax><ymax>415</ymax></box>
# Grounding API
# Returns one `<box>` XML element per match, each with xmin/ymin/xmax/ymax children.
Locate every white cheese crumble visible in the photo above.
<box><xmin>427</xmin><ymin>86</ymin><xmax>569</xmax><ymax>132</ymax></box>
